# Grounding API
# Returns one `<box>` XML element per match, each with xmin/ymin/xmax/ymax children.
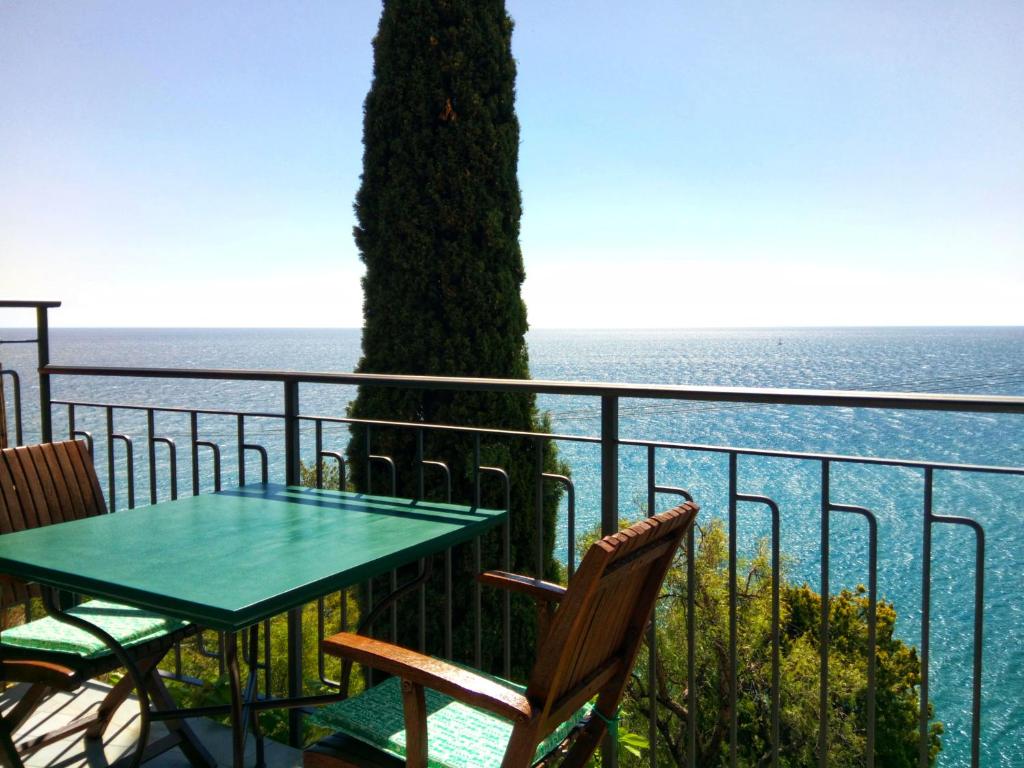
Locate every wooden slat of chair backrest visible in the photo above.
<box><xmin>527</xmin><ymin>503</ymin><xmax>697</xmax><ymax>730</ymax></box>
<box><xmin>0</xmin><ymin>441</ymin><xmax>107</xmax><ymax>607</ymax></box>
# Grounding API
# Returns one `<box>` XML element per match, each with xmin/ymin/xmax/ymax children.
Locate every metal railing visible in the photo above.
<box><xmin>0</xmin><ymin>300</ymin><xmax>60</xmax><ymax>448</ymax></box>
<box><xmin>2</xmin><ymin>298</ymin><xmax>1021</xmax><ymax>767</ymax></box>
<box><xmin>25</xmin><ymin>362</ymin><xmax>1022</xmax><ymax>768</ymax></box>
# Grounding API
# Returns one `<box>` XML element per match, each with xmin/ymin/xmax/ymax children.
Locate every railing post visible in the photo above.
<box><xmin>283</xmin><ymin>377</ymin><xmax>303</xmax><ymax>746</ymax></box>
<box><xmin>600</xmin><ymin>394</ymin><xmax>619</xmax><ymax>768</ymax></box>
<box><xmin>36</xmin><ymin>305</ymin><xmax>52</xmax><ymax>443</ymax></box>
<box><xmin>284</xmin><ymin>378</ymin><xmax>300</xmax><ymax>486</ymax></box>
<box><xmin>601</xmin><ymin>395</ymin><xmax>619</xmax><ymax>537</ymax></box>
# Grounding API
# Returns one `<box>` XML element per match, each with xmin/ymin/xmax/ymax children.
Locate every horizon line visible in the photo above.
<box><xmin>2</xmin><ymin>324</ymin><xmax>1023</xmax><ymax>332</ymax></box>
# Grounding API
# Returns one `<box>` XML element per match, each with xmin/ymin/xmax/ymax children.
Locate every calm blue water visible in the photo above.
<box><xmin>1</xmin><ymin>326</ymin><xmax>1022</xmax><ymax>766</ymax></box>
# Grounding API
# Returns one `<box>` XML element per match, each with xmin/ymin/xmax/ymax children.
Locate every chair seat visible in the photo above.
<box><xmin>0</xmin><ymin>599</ymin><xmax>190</xmax><ymax>660</ymax></box>
<box><xmin>309</xmin><ymin>669</ymin><xmax>591</xmax><ymax>768</ymax></box>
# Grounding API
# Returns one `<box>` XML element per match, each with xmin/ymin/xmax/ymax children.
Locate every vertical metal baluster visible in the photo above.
<box><xmin>283</xmin><ymin>378</ymin><xmax>302</xmax><ymax>747</ymax></box>
<box><xmin>167</xmin><ymin>393</ymin><xmax>182</xmax><ymax>678</ymax></box>
<box><xmin>153</xmin><ymin>438</ymin><xmax>178</xmax><ymax>501</ymax></box>
<box><xmin>250</xmin><ymin>443</ymin><xmax>268</xmax><ymax>485</ymax></box>
<box><xmin>314</xmin><ymin>419</ymin><xmax>333</xmax><ymax>685</ymax></box>
<box><xmin>74</xmin><ymin>430</ymin><xmax>94</xmax><ymax>457</ymax></box>
<box><xmin>264</xmin><ymin>618</ymin><xmax>271</xmax><ymax>696</ymax></box>
<box><xmin>473</xmin><ymin>537</ymin><xmax>482</xmax><ymax>668</ymax></box>
<box><xmin>390</xmin><ymin>443</ymin><xmax>399</xmax><ymax>641</ymax></box>
<box><xmin>0</xmin><ymin>370</ymin><xmax>23</xmax><ymax>447</ymax></box>
<box><xmin>189</xmin><ymin>411</ymin><xmax>199</xmax><ymax>496</ymax></box>
<box><xmin>600</xmin><ymin>395</ymin><xmax>619</xmax><ymax>768</ymax></box>
<box><xmin>474</xmin><ymin>436</ymin><xmax>482</xmax><ymax>669</ymax></box>
<box><xmin>819</xmin><ymin>460</ymin><xmax>830</xmax><ymax>768</ymax></box>
<box><xmin>503</xmin><ymin>480</ymin><xmax>511</xmax><ymax>679</ymax></box>
<box><xmin>391</xmin><ymin>571</ymin><xmax>399</xmax><ymax>643</ymax></box>
<box><xmin>315</xmin><ymin>420</ymin><xmax>323</xmax><ymax>489</ymax></box>
<box><xmin>237</xmin><ymin>414</ymin><xmax>246</xmax><ymax>487</ymax></box>
<box><xmin>0</xmin><ymin>368</ymin><xmax>6</xmax><ymax>448</ymax></box>
<box><xmin>147</xmin><ymin>410</ymin><xmax>157</xmax><ymax>506</ymax></box>
<box><xmin>866</xmin><ymin>508</ymin><xmax>880</xmax><ymax>767</ymax></box>
<box><xmin>535</xmin><ymin>438</ymin><xmax>544</xmax><ymax>578</ymax></box>
<box><xmin>444</xmin><ymin>548</ymin><xmax>453</xmax><ymax>660</ymax></box>
<box><xmin>969</xmin><ymin>523</ymin><xmax>985</xmax><ymax>768</ymax></box>
<box><xmin>921</xmin><ymin>466</ymin><xmax>985</xmax><ymax>767</ymax></box>
<box><xmin>111</xmin><ymin>435</ymin><xmax>135</xmax><ymax>510</ymax></box>
<box><xmin>480</xmin><ymin>466</ymin><xmax>512</xmax><ymax>680</ymax></box>
<box><xmin>830</xmin><ymin>497</ymin><xmax>877</xmax><ymax>767</ymax></box>
<box><xmin>417</xmin><ymin>429</ymin><xmax>427</xmax><ymax>652</ymax></box>
<box><xmin>646</xmin><ymin>444</ymin><xmax>658</xmax><ymax>768</ymax></box>
<box><xmin>730</xmin><ymin>489</ymin><xmax>784</xmax><ymax>767</ymax></box>
<box><xmin>148</xmin><ymin>408</ymin><xmax>179</xmax><ymax>676</ymax></box>
<box><xmin>196</xmin><ymin>440</ymin><xmax>221</xmax><ymax>493</ymax></box>
<box><xmin>14</xmin><ymin>371</ymin><xmax>22</xmax><ymax>447</ymax></box>
<box><xmin>36</xmin><ymin>305</ymin><xmax>52</xmax><ymax>443</ymax></box>
<box><xmin>919</xmin><ymin>467</ymin><xmax>933</xmax><ymax>768</ymax></box>
<box><xmin>687</xmin><ymin>521</ymin><xmax>696</xmax><ymax>768</ymax></box>
<box><xmin>284</xmin><ymin>379</ymin><xmax>300</xmax><ymax>487</ymax></box>
<box><xmin>365</xmin><ymin>424</ymin><xmax>373</xmax><ymax>495</ymax></box>
<box><xmin>566</xmin><ymin>478</ymin><xmax>577</xmax><ymax>579</ymax></box>
<box><xmin>67</xmin><ymin>403</ymin><xmax>75</xmax><ymax>441</ymax></box>
<box><xmin>728</xmin><ymin>452</ymin><xmax>738</xmax><ymax>768</ymax></box>
<box><xmin>106</xmin><ymin>406</ymin><xmax>116</xmax><ymax>511</ymax></box>
<box><xmin>317</xmin><ymin>595</ymin><xmax>330</xmax><ymax>686</ymax></box>
<box><xmin>770</xmin><ymin>497</ymin><xmax>781</xmax><ymax>768</ymax></box>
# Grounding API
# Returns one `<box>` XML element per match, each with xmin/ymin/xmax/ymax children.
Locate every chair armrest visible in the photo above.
<box><xmin>477</xmin><ymin>571</ymin><xmax>567</xmax><ymax>604</ymax></box>
<box><xmin>321</xmin><ymin>632</ymin><xmax>532</xmax><ymax>723</ymax></box>
<box><xmin>0</xmin><ymin>659</ymin><xmax>79</xmax><ymax>691</ymax></box>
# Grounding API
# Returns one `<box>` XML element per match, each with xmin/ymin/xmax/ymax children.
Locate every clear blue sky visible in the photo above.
<box><xmin>1</xmin><ymin>1</ymin><xmax>1021</xmax><ymax>327</ymax></box>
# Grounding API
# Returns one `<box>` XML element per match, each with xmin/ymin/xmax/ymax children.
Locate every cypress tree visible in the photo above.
<box><xmin>347</xmin><ymin>0</ymin><xmax>563</xmax><ymax>675</ymax></box>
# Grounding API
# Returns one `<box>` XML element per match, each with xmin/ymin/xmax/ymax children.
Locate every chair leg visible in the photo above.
<box><xmin>0</xmin><ymin>713</ymin><xmax>26</xmax><ymax>768</ymax></box>
<box><xmin>500</xmin><ymin>723</ymin><xmax>544</xmax><ymax>768</ymax></box>
<box><xmin>400</xmin><ymin>680</ymin><xmax>427</xmax><ymax>768</ymax></box>
<box><xmin>85</xmin><ymin>655</ymin><xmax>162</xmax><ymax>740</ymax></box>
<box><xmin>4</xmin><ymin>684</ymin><xmax>49</xmax><ymax>734</ymax></box>
<box><xmin>556</xmin><ymin>716</ymin><xmax>608</xmax><ymax>768</ymax></box>
<box><xmin>557</xmin><ymin>687</ymin><xmax>625</xmax><ymax>768</ymax></box>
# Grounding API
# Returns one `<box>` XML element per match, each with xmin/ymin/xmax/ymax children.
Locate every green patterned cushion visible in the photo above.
<box><xmin>310</xmin><ymin>666</ymin><xmax>591</xmax><ymax>768</ymax></box>
<box><xmin>0</xmin><ymin>599</ymin><xmax>189</xmax><ymax>659</ymax></box>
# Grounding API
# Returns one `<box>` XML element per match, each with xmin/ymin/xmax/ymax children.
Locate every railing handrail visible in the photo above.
<box><xmin>0</xmin><ymin>300</ymin><xmax>62</xmax><ymax>309</ymax></box>
<box><xmin>48</xmin><ymin>397</ymin><xmax>1024</xmax><ymax>476</ymax></box>
<box><xmin>41</xmin><ymin>364</ymin><xmax>1024</xmax><ymax>414</ymax></box>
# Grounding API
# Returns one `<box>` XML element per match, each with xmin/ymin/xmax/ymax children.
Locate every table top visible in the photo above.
<box><xmin>0</xmin><ymin>484</ymin><xmax>506</xmax><ymax>632</ymax></box>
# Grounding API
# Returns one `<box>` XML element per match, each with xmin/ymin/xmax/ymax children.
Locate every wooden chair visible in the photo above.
<box><xmin>304</xmin><ymin>500</ymin><xmax>699</xmax><ymax>768</ymax></box>
<box><xmin>0</xmin><ymin>440</ymin><xmax>213</xmax><ymax>768</ymax></box>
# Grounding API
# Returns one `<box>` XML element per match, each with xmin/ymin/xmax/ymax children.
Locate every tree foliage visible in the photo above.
<box><xmin>589</xmin><ymin>519</ymin><xmax>941</xmax><ymax>766</ymax></box>
<box><xmin>346</xmin><ymin>0</ymin><xmax>563</xmax><ymax>674</ymax></box>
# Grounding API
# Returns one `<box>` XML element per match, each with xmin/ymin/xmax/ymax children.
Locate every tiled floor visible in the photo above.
<box><xmin>0</xmin><ymin>681</ymin><xmax>302</xmax><ymax>767</ymax></box>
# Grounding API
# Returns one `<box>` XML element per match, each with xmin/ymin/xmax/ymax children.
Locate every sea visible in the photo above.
<box><xmin>1</xmin><ymin>326</ymin><xmax>1021</xmax><ymax>766</ymax></box>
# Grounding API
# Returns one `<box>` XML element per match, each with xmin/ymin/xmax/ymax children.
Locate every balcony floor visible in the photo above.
<box><xmin>0</xmin><ymin>681</ymin><xmax>302</xmax><ymax>767</ymax></box>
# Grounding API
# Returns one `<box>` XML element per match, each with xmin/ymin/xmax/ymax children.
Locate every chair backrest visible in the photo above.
<box><xmin>0</xmin><ymin>440</ymin><xmax>107</xmax><ymax>607</ymax></box>
<box><xmin>526</xmin><ymin>502</ymin><xmax>698</xmax><ymax>731</ymax></box>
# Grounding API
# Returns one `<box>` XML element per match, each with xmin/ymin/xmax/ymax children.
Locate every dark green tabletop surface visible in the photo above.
<box><xmin>0</xmin><ymin>484</ymin><xmax>506</xmax><ymax>632</ymax></box>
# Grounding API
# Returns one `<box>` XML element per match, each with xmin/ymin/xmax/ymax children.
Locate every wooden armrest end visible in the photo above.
<box><xmin>321</xmin><ymin>632</ymin><xmax>532</xmax><ymax>723</ymax></box>
<box><xmin>0</xmin><ymin>659</ymin><xmax>79</xmax><ymax>691</ymax></box>
<box><xmin>477</xmin><ymin>571</ymin><xmax>567</xmax><ymax>603</ymax></box>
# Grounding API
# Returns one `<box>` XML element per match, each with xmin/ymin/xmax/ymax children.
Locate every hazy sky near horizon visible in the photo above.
<box><xmin>1</xmin><ymin>1</ymin><xmax>1022</xmax><ymax>328</ymax></box>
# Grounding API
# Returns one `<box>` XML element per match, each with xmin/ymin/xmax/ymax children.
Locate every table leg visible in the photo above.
<box><xmin>287</xmin><ymin>607</ymin><xmax>303</xmax><ymax>747</ymax></box>
<box><xmin>225</xmin><ymin>632</ymin><xmax>245</xmax><ymax>768</ymax></box>
<box><xmin>246</xmin><ymin>624</ymin><xmax>266</xmax><ymax>768</ymax></box>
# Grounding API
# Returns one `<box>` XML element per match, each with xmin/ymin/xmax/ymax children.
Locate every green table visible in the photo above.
<box><xmin>0</xmin><ymin>483</ymin><xmax>506</xmax><ymax>766</ymax></box>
